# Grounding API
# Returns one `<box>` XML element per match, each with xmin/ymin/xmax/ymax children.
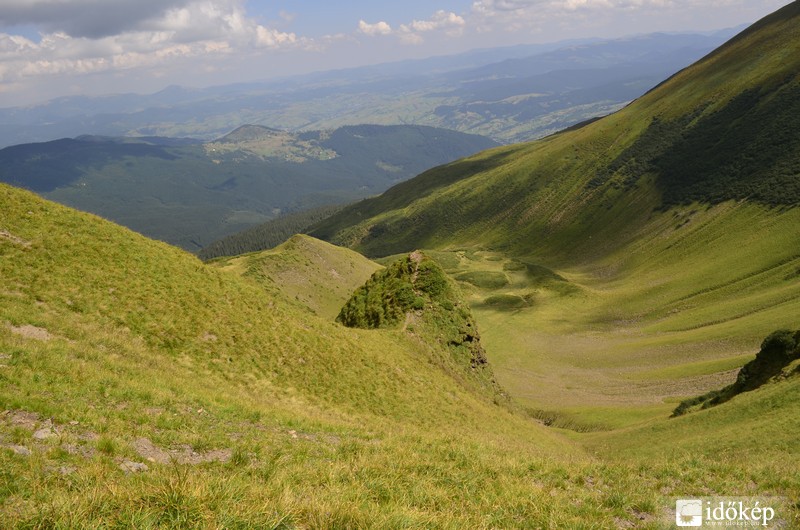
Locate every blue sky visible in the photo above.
<box><xmin>0</xmin><ymin>0</ymin><xmax>792</xmax><ymax>106</ymax></box>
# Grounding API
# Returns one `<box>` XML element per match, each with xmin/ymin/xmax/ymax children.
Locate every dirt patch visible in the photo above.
<box><xmin>2</xmin><ymin>409</ymin><xmax>42</xmax><ymax>430</ymax></box>
<box><xmin>1</xmin><ymin>409</ymin><xmax>100</xmax><ymax>458</ymax></box>
<box><xmin>8</xmin><ymin>324</ymin><xmax>52</xmax><ymax>341</ymax></box>
<box><xmin>32</xmin><ymin>420</ymin><xmax>58</xmax><ymax>440</ymax></box>
<box><xmin>0</xmin><ymin>229</ymin><xmax>31</xmax><ymax>248</ymax></box>
<box><xmin>132</xmin><ymin>437</ymin><xmax>232</xmax><ymax>465</ymax></box>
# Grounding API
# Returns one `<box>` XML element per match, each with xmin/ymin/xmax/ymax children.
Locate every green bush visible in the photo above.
<box><xmin>673</xmin><ymin>328</ymin><xmax>800</xmax><ymax>416</ymax></box>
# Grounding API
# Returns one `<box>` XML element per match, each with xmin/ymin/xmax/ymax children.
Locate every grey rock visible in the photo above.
<box><xmin>119</xmin><ymin>460</ymin><xmax>149</xmax><ymax>473</ymax></box>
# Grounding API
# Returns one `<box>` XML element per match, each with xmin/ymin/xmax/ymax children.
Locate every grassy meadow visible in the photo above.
<box><xmin>3</xmin><ymin>182</ymin><xmax>799</xmax><ymax>527</ymax></box>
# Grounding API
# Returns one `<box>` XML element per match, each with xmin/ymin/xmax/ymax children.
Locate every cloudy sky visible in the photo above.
<box><xmin>0</xmin><ymin>0</ymin><xmax>792</xmax><ymax>106</ymax></box>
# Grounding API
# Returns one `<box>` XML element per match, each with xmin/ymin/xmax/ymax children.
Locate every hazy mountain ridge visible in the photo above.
<box><xmin>0</xmin><ymin>30</ymin><xmax>738</xmax><ymax>148</ymax></box>
<box><xmin>0</xmin><ymin>124</ymin><xmax>497</xmax><ymax>251</ymax></box>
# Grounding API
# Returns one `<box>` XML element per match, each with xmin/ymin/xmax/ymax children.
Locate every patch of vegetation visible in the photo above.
<box><xmin>455</xmin><ymin>271</ymin><xmax>509</xmax><ymax>290</ymax></box>
<box><xmin>337</xmin><ymin>256</ymin><xmax>425</xmax><ymax>329</ymax></box>
<box><xmin>656</xmin><ymin>84</ymin><xmax>800</xmax><ymax>207</ymax></box>
<box><xmin>673</xmin><ymin>329</ymin><xmax>800</xmax><ymax>416</ymax></box>
<box><xmin>338</xmin><ymin>252</ymin><xmax>500</xmax><ymax>393</ymax></box>
<box><xmin>481</xmin><ymin>294</ymin><xmax>530</xmax><ymax>310</ymax></box>
<box><xmin>593</xmin><ymin>82</ymin><xmax>800</xmax><ymax>207</ymax></box>
<box><xmin>0</xmin><ymin>138</ymin><xmax>178</xmax><ymax>193</ymax></box>
<box><xmin>522</xmin><ymin>262</ymin><xmax>568</xmax><ymax>284</ymax></box>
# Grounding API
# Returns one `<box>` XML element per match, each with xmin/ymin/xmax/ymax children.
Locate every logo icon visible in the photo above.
<box><xmin>676</xmin><ymin>499</ymin><xmax>703</xmax><ymax>527</ymax></box>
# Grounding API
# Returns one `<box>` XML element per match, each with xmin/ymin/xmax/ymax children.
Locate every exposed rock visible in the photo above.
<box><xmin>0</xmin><ymin>229</ymin><xmax>31</xmax><ymax>248</ymax></box>
<box><xmin>2</xmin><ymin>409</ymin><xmax>41</xmax><ymax>429</ymax></box>
<box><xmin>119</xmin><ymin>460</ymin><xmax>149</xmax><ymax>473</ymax></box>
<box><xmin>59</xmin><ymin>465</ymin><xmax>77</xmax><ymax>475</ymax></box>
<box><xmin>9</xmin><ymin>445</ymin><xmax>31</xmax><ymax>456</ymax></box>
<box><xmin>32</xmin><ymin>420</ymin><xmax>57</xmax><ymax>440</ymax></box>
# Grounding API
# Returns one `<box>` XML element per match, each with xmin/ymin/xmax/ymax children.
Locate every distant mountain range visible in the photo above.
<box><xmin>311</xmin><ymin>16</ymin><xmax>800</xmax><ymax>258</ymax></box>
<box><xmin>0</xmin><ymin>124</ymin><xmax>497</xmax><ymax>250</ymax></box>
<box><xmin>0</xmin><ymin>29</ymin><xmax>742</xmax><ymax>148</ymax></box>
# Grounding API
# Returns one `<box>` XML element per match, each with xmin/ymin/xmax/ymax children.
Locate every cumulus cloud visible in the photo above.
<box><xmin>0</xmin><ymin>0</ymin><xmax>309</xmax><ymax>85</ymax></box>
<box><xmin>358</xmin><ymin>20</ymin><xmax>393</xmax><ymax>37</ymax></box>
<box><xmin>403</xmin><ymin>11</ymin><xmax>466</xmax><ymax>32</ymax></box>
<box><xmin>358</xmin><ymin>11</ymin><xmax>466</xmax><ymax>45</ymax></box>
<box><xmin>256</xmin><ymin>26</ymin><xmax>298</xmax><ymax>48</ymax></box>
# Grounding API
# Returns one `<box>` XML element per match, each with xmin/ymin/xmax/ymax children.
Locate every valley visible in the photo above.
<box><xmin>1</xmin><ymin>1</ymin><xmax>799</xmax><ymax>528</ymax></box>
<box><xmin>0</xmin><ymin>125</ymin><xmax>496</xmax><ymax>251</ymax></box>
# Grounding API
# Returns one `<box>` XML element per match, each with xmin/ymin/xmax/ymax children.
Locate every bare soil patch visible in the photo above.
<box><xmin>8</xmin><ymin>324</ymin><xmax>52</xmax><ymax>341</ymax></box>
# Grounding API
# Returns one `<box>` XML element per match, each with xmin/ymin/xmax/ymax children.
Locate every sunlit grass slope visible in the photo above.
<box><xmin>210</xmin><ymin>234</ymin><xmax>381</xmax><ymax>320</ymax></box>
<box><xmin>2</xmin><ymin>184</ymin><xmax>799</xmax><ymax>526</ymax></box>
<box><xmin>309</xmin><ymin>3</ymin><xmax>800</xmax><ymax>426</ymax></box>
<box><xmin>304</xmin><ymin>7</ymin><xmax>800</xmax><ymax>508</ymax></box>
<box><xmin>312</xmin><ymin>3</ymin><xmax>800</xmax><ymax>259</ymax></box>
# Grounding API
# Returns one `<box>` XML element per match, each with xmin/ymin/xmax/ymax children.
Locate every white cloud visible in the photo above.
<box><xmin>256</xmin><ymin>26</ymin><xmax>298</xmax><ymax>48</ymax></box>
<box><xmin>0</xmin><ymin>0</ymin><xmax>310</xmax><ymax>85</ymax></box>
<box><xmin>403</xmin><ymin>11</ymin><xmax>466</xmax><ymax>32</ymax></box>
<box><xmin>359</xmin><ymin>11</ymin><xmax>466</xmax><ymax>45</ymax></box>
<box><xmin>358</xmin><ymin>20</ymin><xmax>393</xmax><ymax>37</ymax></box>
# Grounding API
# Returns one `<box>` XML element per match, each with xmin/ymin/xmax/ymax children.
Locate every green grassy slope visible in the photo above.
<box><xmin>2</xmin><ymin>184</ymin><xmax>799</xmax><ymax>526</ymax></box>
<box><xmin>0</xmin><ymin>183</ymin><xmax>580</xmax><ymax>527</ymax></box>
<box><xmin>311</xmin><ymin>2</ymin><xmax>800</xmax><ymax>259</ymax></box>
<box><xmin>211</xmin><ymin>234</ymin><xmax>382</xmax><ymax>320</ymax></box>
<box><xmin>308</xmin><ymin>1</ymin><xmax>800</xmax><ymax>464</ymax></box>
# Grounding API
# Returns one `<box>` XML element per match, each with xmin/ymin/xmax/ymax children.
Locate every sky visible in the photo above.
<box><xmin>0</xmin><ymin>0</ymin><xmax>792</xmax><ymax>107</ymax></box>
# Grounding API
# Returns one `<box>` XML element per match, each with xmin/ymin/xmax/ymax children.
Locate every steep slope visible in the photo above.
<box><xmin>0</xmin><ymin>125</ymin><xmax>497</xmax><ymax>250</ymax></box>
<box><xmin>0</xmin><ymin>183</ymin><xmax>583</xmax><ymax>527</ymax></box>
<box><xmin>309</xmin><ymin>3</ymin><xmax>800</xmax><ymax>428</ymax></box>
<box><xmin>337</xmin><ymin>252</ymin><xmax>503</xmax><ymax>399</ymax></box>
<box><xmin>312</xmin><ymin>2</ymin><xmax>800</xmax><ymax>258</ymax></box>
<box><xmin>2</xmin><ymin>184</ymin><xmax>799</xmax><ymax>526</ymax></box>
<box><xmin>671</xmin><ymin>329</ymin><xmax>800</xmax><ymax>416</ymax></box>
